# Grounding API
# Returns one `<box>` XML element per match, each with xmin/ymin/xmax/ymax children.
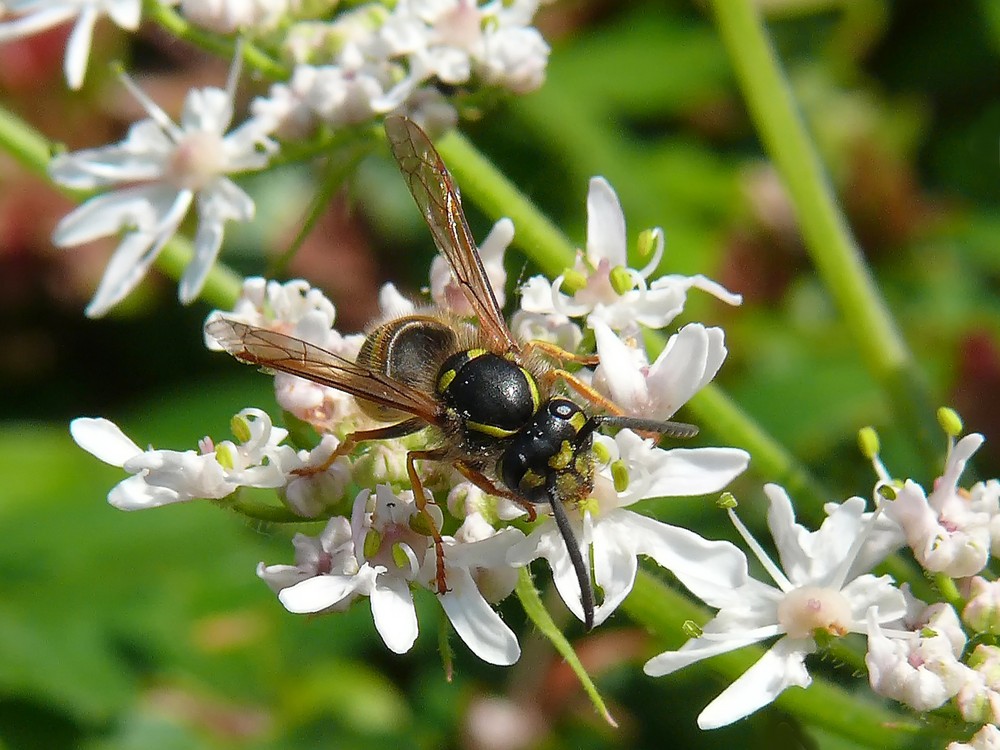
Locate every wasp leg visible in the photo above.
<box><xmin>406</xmin><ymin>448</ymin><xmax>450</xmax><ymax>595</ymax></box>
<box><xmin>453</xmin><ymin>461</ymin><xmax>537</xmax><ymax>522</ymax></box>
<box><xmin>292</xmin><ymin>418</ymin><xmax>425</xmax><ymax>478</ymax></box>
<box><xmin>543</xmin><ymin>369</ymin><xmax>625</xmax><ymax>416</ymax></box>
<box><xmin>524</xmin><ymin>339</ymin><xmax>600</xmax><ymax>366</ymax></box>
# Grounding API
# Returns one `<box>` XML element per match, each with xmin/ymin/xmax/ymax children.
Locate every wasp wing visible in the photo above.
<box><xmin>206</xmin><ymin>318</ymin><xmax>443</xmax><ymax>425</ymax></box>
<box><xmin>385</xmin><ymin>116</ymin><xmax>521</xmax><ymax>355</ymax></box>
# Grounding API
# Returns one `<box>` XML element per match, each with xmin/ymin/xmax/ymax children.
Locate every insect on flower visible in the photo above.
<box><xmin>206</xmin><ymin>116</ymin><xmax>699</xmax><ymax>629</ymax></box>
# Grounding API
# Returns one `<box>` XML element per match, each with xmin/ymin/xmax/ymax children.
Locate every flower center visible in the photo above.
<box><xmin>777</xmin><ymin>585</ymin><xmax>853</xmax><ymax>639</ymax></box>
<box><xmin>167</xmin><ymin>130</ymin><xmax>226</xmax><ymax>190</ymax></box>
<box><xmin>434</xmin><ymin>0</ymin><xmax>482</xmax><ymax>52</ymax></box>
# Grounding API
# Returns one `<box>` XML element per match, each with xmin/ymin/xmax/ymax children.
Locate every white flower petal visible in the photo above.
<box><xmin>645</xmin><ymin>324</ymin><xmax>727</xmax><ymax>418</ymax></box>
<box><xmin>52</xmin><ymin>185</ymin><xmax>167</xmax><ymax>247</ymax></box>
<box><xmin>64</xmin><ymin>6</ymin><xmax>98</xmax><ymax>90</ymax></box>
<box><xmin>108</xmin><ymin>474</ymin><xmax>181</xmax><ymax>510</ymax></box>
<box><xmin>371</xmin><ymin>573</ymin><xmax>418</xmax><ymax>654</ymax></box>
<box><xmin>69</xmin><ymin>417</ymin><xmax>140</xmax><ymax>466</ymax></box>
<box><xmin>592</xmin><ymin>319</ymin><xmax>648</xmax><ymax>411</ymax></box>
<box><xmin>696</xmin><ymin>636</ymin><xmax>813</xmax><ymax>729</ymax></box>
<box><xmin>586</xmin><ymin>177</ymin><xmax>627</xmax><ymax>265</ymax></box>
<box><xmin>278</xmin><ymin>574</ymin><xmax>361</xmax><ymax>613</ymax></box>
<box><xmin>644</xmin><ymin>631</ymin><xmax>774</xmax><ymax>677</ymax></box>
<box><xmin>439</xmin><ymin>568</ymin><xmax>520</xmax><ymax>665</ymax></box>
<box><xmin>624</xmin><ymin>511</ymin><xmax>750</xmax><ymax>608</ymax></box>
<box><xmin>105</xmin><ymin>0</ymin><xmax>142</xmax><ymax>30</ymax></box>
<box><xmin>0</xmin><ymin>6</ymin><xmax>77</xmax><ymax>42</ymax></box>
<box><xmin>179</xmin><ymin>215</ymin><xmax>224</xmax><ymax>304</ymax></box>
<box><xmin>590</xmin><ymin>519</ymin><xmax>639</xmax><ymax>625</ymax></box>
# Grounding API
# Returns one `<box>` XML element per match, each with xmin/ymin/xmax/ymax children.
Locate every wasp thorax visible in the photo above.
<box><xmin>438</xmin><ymin>350</ymin><xmax>539</xmax><ymax>437</ymax></box>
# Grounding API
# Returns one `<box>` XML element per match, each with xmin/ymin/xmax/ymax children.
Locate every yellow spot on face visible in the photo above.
<box><xmin>548</xmin><ymin>440</ymin><xmax>574</xmax><ymax>470</ymax></box>
<box><xmin>521</xmin><ymin>470</ymin><xmax>544</xmax><ymax>489</ymax></box>
<box><xmin>569</xmin><ymin>411</ymin><xmax>586</xmax><ymax>431</ymax></box>
<box><xmin>467</xmin><ymin>348</ymin><xmax>487</xmax><ymax>359</ymax></box>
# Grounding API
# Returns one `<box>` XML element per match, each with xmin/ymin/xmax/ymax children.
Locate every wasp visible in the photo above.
<box><xmin>206</xmin><ymin>116</ymin><xmax>698</xmax><ymax>630</ymax></box>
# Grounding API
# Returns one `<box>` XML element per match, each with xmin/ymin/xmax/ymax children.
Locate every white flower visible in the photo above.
<box><xmin>949</xmin><ymin>724</ymin><xmax>1000</xmax><ymax>750</ymax></box>
<box><xmin>277</xmin><ymin>485</ymin><xmax>431</xmax><ymax>654</ymax></box>
<box><xmin>430</xmin><ymin>217</ymin><xmax>512</xmax><ymax>315</ymax></box>
<box><xmin>257</xmin><ymin>516</ymin><xmax>361</xmax><ymax>612</ymax></box>
<box><xmin>205</xmin><ymin>277</ymin><xmax>369</xmax><ymax>436</ymax></box>
<box><xmin>643</xmin><ymin>484</ymin><xmax>907</xmax><ymax>729</ymax></box>
<box><xmin>50</xmin><ymin>54</ymin><xmax>276</xmax><ymax>317</ymax></box>
<box><xmin>957</xmin><ymin>645</ymin><xmax>1000</xmax><ymax>725</ymax></box>
<box><xmin>70</xmin><ymin>409</ymin><xmax>291</xmax><ymax>510</ymax></box>
<box><xmin>382</xmin><ymin>0</ymin><xmax>549</xmax><ymax>94</ymax></box>
<box><xmin>277</xmin><ymin>435</ymin><xmax>353</xmax><ymax>518</ymax></box>
<box><xmin>883</xmin><ymin>433</ymin><xmax>992</xmax><ymax>577</ymax></box>
<box><xmin>275</xmin><ymin>484</ymin><xmax>523</xmax><ymax>664</ymax></box>
<box><xmin>0</xmin><ymin>0</ymin><xmax>141</xmax><ymax>89</ymax></box>
<box><xmin>964</xmin><ymin>577</ymin><xmax>1000</xmax><ymax>635</ymax></box>
<box><xmin>508</xmin><ymin>430</ymin><xmax>750</xmax><ymax>627</ymax></box>
<box><xmin>866</xmin><ymin>602</ymin><xmax>972</xmax><ymax>712</ymax></box>
<box><xmin>519</xmin><ymin>177</ymin><xmax>741</xmax><ymax>332</ymax></box>
<box><xmin>179</xmin><ymin>0</ymin><xmax>289</xmax><ymax>34</ymax></box>
<box><xmin>592</xmin><ymin>320</ymin><xmax>727</xmax><ymax>421</ymax></box>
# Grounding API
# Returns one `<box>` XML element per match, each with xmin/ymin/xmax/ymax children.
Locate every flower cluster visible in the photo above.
<box><xmin>249</xmin><ymin>0</ymin><xmax>551</xmax><ymax>138</ymax></box>
<box><xmin>74</xmin><ymin>177</ymin><xmax>750</xmax><ymax>663</ymax></box>
<box><xmin>1</xmin><ymin>3</ymin><xmax>551</xmax><ymax>316</ymax></box>
<box><xmin>642</xmin><ymin>414</ymin><xmax>1000</xmax><ymax>741</ymax></box>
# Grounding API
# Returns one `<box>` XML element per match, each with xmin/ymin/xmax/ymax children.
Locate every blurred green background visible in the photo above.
<box><xmin>2</xmin><ymin>0</ymin><xmax>999</xmax><ymax>747</ymax></box>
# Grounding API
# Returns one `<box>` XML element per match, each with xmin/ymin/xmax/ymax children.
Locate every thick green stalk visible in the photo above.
<box><xmin>708</xmin><ymin>0</ymin><xmax>939</xmax><ymax>463</ymax></box>
<box><xmin>0</xmin><ymin>106</ymin><xmax>51</xmax><ymax>178</ymax></box>
<box><xmin>435</xmin><ymin>131</ymin><xmax>577</xmax><ymax>276</ymax></box>
<box><xmin>625</xmin><ymin>571</ymin><xmax>949</xmax><ymax>748</ymax></box>
<box><xmin>143</xmin><ymin>1</ymin><xmax>289</xmax><ymax>80</ymax></box>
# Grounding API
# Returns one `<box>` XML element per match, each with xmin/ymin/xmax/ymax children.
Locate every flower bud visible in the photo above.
<box><xmin>964</xmin><ymin>578</ymin><xmax>1000</xmax><ymax>635</ymax></box>
<box><xmin>938</xmin><ymin>407</ymin><xmax>964</xmax><ymax>438</ymax></box>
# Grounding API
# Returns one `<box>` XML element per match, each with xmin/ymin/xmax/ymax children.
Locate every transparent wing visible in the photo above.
<box><xmin>206</xmin><ymin>318</ymin><xmax>443</xmax><ymax>424</ymax></box>
<box><xmin>385</xmin><ymin>115</ymin><xmax>521</xmax><ymax>355</ymax></box>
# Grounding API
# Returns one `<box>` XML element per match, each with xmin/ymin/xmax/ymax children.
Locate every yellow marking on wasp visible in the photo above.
<box><xmin>520</xmin><ymin>470</ymin><xmax>544</xmax><ymax>489</ymax></box>
<box><xmin>521</xmin><ymin>367</ymin><xmax>541</xmax><ymax>412</ymax></box>
<box><xmin>437</xmin><ymin>368</ymin><xmax>457</xmax><ymax>393</ymax></box>
<box><xmin>467</xmin><ymin>420</ymin><xmax>518</xmax><ymax>438</ymax></box>
<box><xmin>569</xmin><ymin>411</ymin><xmax>586</xmax><ymax>431</ymax></box>
<box><xmin>548</xmin><ymin>440</ymin><xmax>575</xmax><ymax>470</ymax></box>
<box><xmin>467</xmin><ymin>348</ymin><xmax>487</xmax><ymax>359</ymax></box>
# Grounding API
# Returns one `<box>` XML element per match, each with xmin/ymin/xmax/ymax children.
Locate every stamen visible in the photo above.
<box><xmin>727</xmin><ymin>508</ymin><xmax>793</xmax><ymax>591</ymax></box>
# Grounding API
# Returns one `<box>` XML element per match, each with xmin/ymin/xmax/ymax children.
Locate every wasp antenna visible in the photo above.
<box><xmin>547</xmin><ymin>479</ymin><xmax>595</xmax><ymax>631</ymax></box>
<box><xmin>593</xmin><ymin>415</ymin><xmax>699</xmax><ymax>440</ymax></box>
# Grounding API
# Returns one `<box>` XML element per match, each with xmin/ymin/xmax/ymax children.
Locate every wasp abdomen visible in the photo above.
<box><xmin>438</xmin><ymin>350</ymin><xmax>539</xmax><ymax>437</ymax></box>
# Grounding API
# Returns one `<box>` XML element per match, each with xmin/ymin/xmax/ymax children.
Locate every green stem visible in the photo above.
<box><xmin>158</xmin><ymin>237</ymin><xmax>243</xmax><ymax>310</ymax></box>
<box><xmin>707</xmin><ymin>0</ymin><xmax>939</xmax><ymax>464</ymax></box>
<box><xmin>0</xmin><ymin>106</ymin><xmax>51</xmax><ymax>179</ymax></box>
<box><xmin>625</xmin><ymin>571</ymin><xmax>950</xmax><ymax>747</ymax></box>
<box><xmin>436</xmin><ymin>131</ymin><xmax>577</xmax><ymax>276</ymax></box>
<box><xmin>143</xmin><ymin>1</ymin><xmax>290</xmax><ymax>80</ymax></box>
<box><xmin>267</xmin><ymin>138</ymin><xmax>376</xmax><ymax>277</ymax></box>
<box><xmin>514</xmin><ymin>568</ymin><xmax>616</xmax><ymax>726</ymax></box>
